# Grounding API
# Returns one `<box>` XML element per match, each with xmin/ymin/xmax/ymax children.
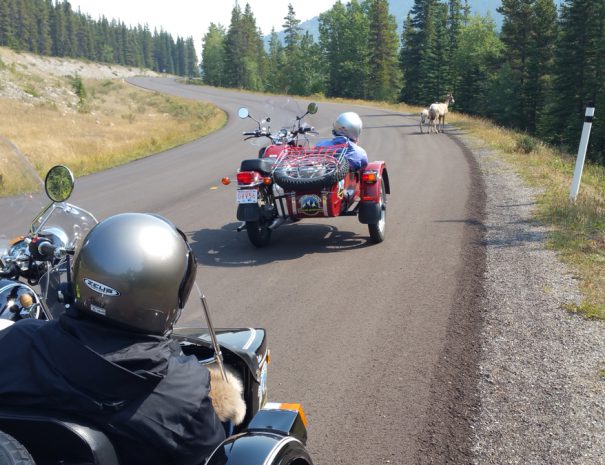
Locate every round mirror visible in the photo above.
<box><xmin>238</xmin><ymin>108</ymin><xmax>249</xmax><ymax>119</ymax></box>
<box><xmin>307</xmin><ymin>103</ymin><xmax>318</xmax><ymax>115</ymax></box>
<box><xmin>44</xmin><ymin>165</ymin><xmax>74</xmax><ymax>202</ymax></box>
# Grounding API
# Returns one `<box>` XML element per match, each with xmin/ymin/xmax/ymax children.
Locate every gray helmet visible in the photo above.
<box><xmin>72</xmin><ymin>213</ymin><xmax>196</xmax><ymax>335</ymax></box>
<box><xmin>333</xmin><ymin>112</ymin><xmax>363</xmax><ymax>141</ymax></box>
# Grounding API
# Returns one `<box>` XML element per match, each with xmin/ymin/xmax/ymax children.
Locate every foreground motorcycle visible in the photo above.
<box><xmin>0</xmin><ymin>176</ymin><xmax>314</xmax><ymax>464</ymax></box>
<box><xmin>226</xmin><ymin>102</ymin><xmax>390</xmax><ymax>247</ymax></box>
<box><xmin>0</xmin><ymin>164</ymin><xmax>97</xmax><ymax>327</ymax></box>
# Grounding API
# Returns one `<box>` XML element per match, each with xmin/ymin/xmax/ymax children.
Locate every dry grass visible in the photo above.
<box><xmin>0</xmin><ymin>65</ymin><xmax>226</xmax><ymax>195</ymax></box>
<box><xmin>0</xmin><ymin>79</ymin><xmax>226</xmax><ymax>178</ymax></box>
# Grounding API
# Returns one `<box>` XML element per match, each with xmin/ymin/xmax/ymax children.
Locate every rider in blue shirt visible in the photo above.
<box><xmin>315</xmin><ymin>112</ymin><xmax>368</xmax><ymax>171</ymax></box>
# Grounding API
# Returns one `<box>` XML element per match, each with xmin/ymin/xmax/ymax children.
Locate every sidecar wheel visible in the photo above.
<box><xmin>0</xmin><ymin>431</ymin><xmax>35</xmax><ymax>465</ymax></box>
<box><xmin>246</xmin><ymin>220</ymin><xmax>272</xmax><ymax>247</ymax></box>
<box><xmin>368</xmin><ymin>181</ymin><xmax>387</xmax><ymax>244</ymax></box>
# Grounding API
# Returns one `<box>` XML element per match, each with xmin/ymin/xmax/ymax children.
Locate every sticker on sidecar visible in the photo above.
<box><xmin>237</xmin><ymin>189</ymin><xmax>258</xmax><ymax>204</ymax></box>
<box><xmin>84</xmin><ymin>278</ymin><xmax>120</xmax><ymax>296</ymax></box>
<box><xmin>299</xmin><ymin>194</ymin><xmax>321</xmax><ymax>216</ymax></box>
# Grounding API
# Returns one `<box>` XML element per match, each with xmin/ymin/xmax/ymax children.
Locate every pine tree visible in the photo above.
<box><xmin>223</xmin><ymin>4</ymin><xmax>246</xmax><ymax>87</ymax></box>
<box><xmin>185</xmin><ymin>37</ymin><xmax>199</xmax><ymax>78</ymax></box>
<box><xmin>452</xmin><ymin>14</ymin><xmax>504</xmax><ymax>115</ymax></box>
<box><xmin>319</xmin><ymin>0</ymin><xmax>369</xmax><ymax>99</ymax></box>
<box><xmin>400</xmin><ymin>0</ymin><xmax>441</xmax><ymax>104</ymax></box>
<box><xmin>550</xmin><ymin>0</ymin><xmax>605</xmax><ymax>162</ymax></box>
<box><xmin>497</xmin><ymin>0</ymin><xmax>557</xmax><ymax>132</ymax></box>
<box><xmin>266</xmin><ymin>28</ymin><xmax>286</xmax><ymax>92</ymax></box>
<box><xmin>202</xmin><ymin>23</ymin><xmax>226</xmax><ymax>86</ymax></box>
<box><xmin>367</xmin><ymin>0</ymin><xmax>402</xmax><ymax>102</ymax></box>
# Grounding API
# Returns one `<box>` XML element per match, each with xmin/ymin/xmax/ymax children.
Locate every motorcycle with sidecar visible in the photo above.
<box><xmin>0</xmin><ymin>166</ymin><xmax>314</xmax><ymax>465</ymax></box>
<box><xmin>224</xmin><ymin>102</ymin><xmax>390</xmax><ymax>247</ymax></box>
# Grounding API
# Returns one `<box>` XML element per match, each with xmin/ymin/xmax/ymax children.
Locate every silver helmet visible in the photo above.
<box><xmin>333</xmin><ymin>112</ymin><xmax>363</xmax><ymax>141</ymax></box>
<box><xmin>72</xmin><ymin>213</ymin><xmax>196</xmax><ymax>335</ymax></box>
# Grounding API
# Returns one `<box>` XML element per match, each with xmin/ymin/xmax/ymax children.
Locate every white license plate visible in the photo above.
<box><xmin>237</xmin><ymin>189</ymin><xmax>258</xmax><ymax>204</ymax></box>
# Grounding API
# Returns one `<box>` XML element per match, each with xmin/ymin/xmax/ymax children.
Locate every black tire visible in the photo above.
<box><xmin>246</xmin><ymin>219</ymin><xmax>272</xmax><ymax>247</ymax></box>
<box><xmin>272</xmin><ymin>441</ymin><xmax>313</xmax><ymax>465</ymax></box>
<box><xmin>273</xmin><ymin>157</ymin><xmax>349</xmax><ymax>191</ymax></box>
<box><xmin>368</xmin><ymin>181</ymin><xmax>387</xmax><ymax>243</ymax></box>
<box><xmin>0</xmin><ymin>431</ymin><xmax>35</xmax><ymax>465</ymax></box>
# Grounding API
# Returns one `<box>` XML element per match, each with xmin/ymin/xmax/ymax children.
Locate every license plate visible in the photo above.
<box><xmin>237</xmin><ymin>189</ymin><xmax>258</xmax><ymax>204</ymax></box>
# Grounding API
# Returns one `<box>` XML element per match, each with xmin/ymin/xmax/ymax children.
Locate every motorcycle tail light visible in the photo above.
<box><xmin>237</xmin><ymin>171</ymin><xmax>261</xmax><ymax>185</ymax></box>
<box><xmin>362</xmin><ymin>171</ymin><xmax>378</xmax><ymax>183</ymax></box>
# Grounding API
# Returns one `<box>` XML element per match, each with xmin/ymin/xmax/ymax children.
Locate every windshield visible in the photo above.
<box><xmin>241</xmin><ymin>98</ymin><xmax>319</xmax><ymax>148</ymax></box>
<box><xmin>0</xmin><ymin>137</ymin><xmax>47</xmax><ymax>252</ymax></box>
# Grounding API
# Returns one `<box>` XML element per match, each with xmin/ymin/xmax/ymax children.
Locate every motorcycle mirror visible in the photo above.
<box><xmin>307</xmin><ymin>103</ymin><xmax>318</xmax><ymax>115</ymax></box>
<box><xmin>238</xmin><ymin>107</ymin><xmax>249</xmax><ymax>119</ymax></box>
<box><xmin>44</xmin><ymin>165</ymin><xmax>75</xmax><ymax>203</ymax></box>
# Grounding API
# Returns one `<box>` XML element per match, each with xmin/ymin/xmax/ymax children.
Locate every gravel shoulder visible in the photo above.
<box><xmin>457</xmin><ymin>132</ymin><xmax>605</xmax><ymax>464</ymax></box>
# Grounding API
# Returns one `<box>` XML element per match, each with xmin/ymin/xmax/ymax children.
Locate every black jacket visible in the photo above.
<box><xmin>0</xmin><ymin>313</ymin><xmax>226</xmax><ymax>465</ymax></box>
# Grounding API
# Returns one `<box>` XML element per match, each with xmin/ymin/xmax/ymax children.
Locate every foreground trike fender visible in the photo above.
<box><xmin>207</xmin><ymin>403</ymin><xmax>312</xmax><ymax>465</ymax></box>
<box><xmin>358</xmin><ymin>161</ymin><xmax>389</xmax><ymax>224</ymax></box>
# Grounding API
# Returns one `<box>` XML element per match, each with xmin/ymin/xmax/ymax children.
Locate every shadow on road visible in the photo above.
<box><xmin>188</xmin><ymin>221</ymin><xmax>371</xmax><ymax>267</ymax></box>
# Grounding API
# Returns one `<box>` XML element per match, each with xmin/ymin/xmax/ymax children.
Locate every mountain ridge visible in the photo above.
<box><xmin>270</xmin><ymin>0</ymin><xmax>564</xmax><ymax>43</ymax></box>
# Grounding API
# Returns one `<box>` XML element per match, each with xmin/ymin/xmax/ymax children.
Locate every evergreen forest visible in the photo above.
<box><xmin>202</xmin><ymin>0</ymin><xmax>605</xmax><ymax>164</ymax></box>
<box><xmin>1</xmin><ymin>0</ymin><xmax>603</xmax><ymax>164</ymax></box>
<box><xmin>0</xmin><ymin>0</ymin><xmax>199</xmax><ymax>77</ymax></box>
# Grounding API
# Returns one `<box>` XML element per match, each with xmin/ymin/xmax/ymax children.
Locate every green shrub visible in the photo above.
<box><xmin>516</xmin><ymin>134</ymin><xmax>539</xmax><ymax>154</ymax></box>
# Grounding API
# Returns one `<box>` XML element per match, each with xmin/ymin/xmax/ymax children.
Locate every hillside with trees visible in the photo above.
<box><xmin>0</xmin><ymin>0</ymin><xmax>199</xmax><ymax>77</ymax></box>
<box><xmin>202</xmin><ymin>0</ymin><xmax>604</xmax><ymax>165</ymax></box>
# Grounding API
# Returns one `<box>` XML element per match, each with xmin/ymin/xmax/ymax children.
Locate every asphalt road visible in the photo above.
<box><xmin>2</xmin><ymin>78</ymin><xmax>486</xmax><ymax>464</ymax></box>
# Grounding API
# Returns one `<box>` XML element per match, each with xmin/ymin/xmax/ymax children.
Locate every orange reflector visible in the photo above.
<box><xmin>266</xmin><ymin>349</ymin><xmax>271</xmax><ymax>364</ymax></box>
<box><xmin>362</xmin><ymin>171</ymin><xmax>377</xmax><ymax>183</ymax></box>
<box><xmin>9</xmin><ymin>236</ymin><xmax>24</xmax><ymax>245</ymax></box>
<box><xmin>221</xmin><ymin>177</ymin><xmax>231</xmax><ymax>185</ymax></box>
<box><xmin>279</xmin><ymin>403</ymin><xmax>308</xmax><ymax>428</ymax></box>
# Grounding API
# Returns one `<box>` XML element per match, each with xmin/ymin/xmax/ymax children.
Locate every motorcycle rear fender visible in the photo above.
<box><xmin>358</xmin><ymin>163</ymin><xmax>389</xmax><ymax>224</ymax></box>
<box><xmin>237</xmin><ymin>203</ymin><xmax>261</xmax><ymax>222</ymax></box>
<box><xmin>206</xmin><ymin>404</ymin><xmax>312</xmax><ymax>465</ymax></box>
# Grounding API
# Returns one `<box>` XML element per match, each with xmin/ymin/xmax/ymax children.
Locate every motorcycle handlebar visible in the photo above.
<box><xmin>37</xmin><ymin>240</ymin><xmax>58</xmax><ymax>258</ymax></box>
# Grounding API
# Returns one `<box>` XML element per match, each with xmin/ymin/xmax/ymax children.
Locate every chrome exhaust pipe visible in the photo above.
<box><xmin>268</xmin><ymin>217</ymin><xmax>286</xmax><ymax>230</ymax></box>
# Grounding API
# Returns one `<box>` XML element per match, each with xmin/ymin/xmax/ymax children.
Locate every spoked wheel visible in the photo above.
<box><xmin>246</xmin><ymin>219</ymin><xmax>272</xmax><ymax>247</ymax></box>
<box><xmin>273</xmin><ymin>156</ymin><xmax>349</xmax><ymax>191</ymax></box>
<box><xmin>0</xmin><ymin>431</ymin><xmax>35</xmax><ymax>465</ymax></box>
<box><xmin>368</xmin><ymin>181</ymin><xmax>387</xmax><ymax>243</ymax></box>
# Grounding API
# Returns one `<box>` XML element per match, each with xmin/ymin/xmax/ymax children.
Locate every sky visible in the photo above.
<box><xmin>69</xmin><ymin>0</ymin><xmax>334</xmax><ymax>53</ymax></box>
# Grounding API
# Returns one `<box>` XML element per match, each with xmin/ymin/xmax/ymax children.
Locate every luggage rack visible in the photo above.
<box><xmin>271</xmin><ymin>146</ymin><xmax>347</xmax><ymax>179</ymax></box>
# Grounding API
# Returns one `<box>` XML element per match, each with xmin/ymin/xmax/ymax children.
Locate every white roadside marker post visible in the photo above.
<box><xmin>569</xmin><ymin>104</ymin><xmax>595</xmax><ymax>201</ymax></box>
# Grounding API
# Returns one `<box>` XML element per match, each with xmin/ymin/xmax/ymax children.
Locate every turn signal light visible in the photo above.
<box><xmin>362</xmin><ymin>171</ymin><xmax>378</xmax><ymax>183</ymax></box>
<box><xmin>237</xmin><ymin>171</ymin><xmax>261</xmax><ymax>185</ymax></box>
<box><xmin>263</xmin><ymin>177</ymin><xmax>272</xmax><ymax>185</ymax></box>
<box><xmin>221</xmin><ymin>177</ymin><xmax>231</xmax><ymax>185</ymax></box>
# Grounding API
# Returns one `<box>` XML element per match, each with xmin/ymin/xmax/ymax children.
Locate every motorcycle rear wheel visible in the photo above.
<box><xmin>0</xmin><ymin>431</ymin><xmax>35</xmax><ymax>465</ymax></box>
<box><xmin>368</xmin><ymin>182</ymin><xmax>387</xmax><ymax>243</ymax></box>
<box><xmin>246</xmin><ymin>220</ymin><xmax>272</xmax><ymax>247</ymax></box>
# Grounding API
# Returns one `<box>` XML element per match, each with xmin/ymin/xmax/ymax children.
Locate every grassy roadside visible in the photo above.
<box><xmin>448</xmin><ymin>113</ymin><xmax>605</xmax><ymax>320</ymax></box>
<box><xmin>0</xmin><ymin>57</ymin><xmax>226</xmax><ymax>196</ymax></box>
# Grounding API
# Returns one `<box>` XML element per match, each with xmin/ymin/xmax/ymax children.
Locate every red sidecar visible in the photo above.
<box><xmin>233</xmin><ymin>144</ymin><xmax>390</xmax><ymax>247</ymax></box>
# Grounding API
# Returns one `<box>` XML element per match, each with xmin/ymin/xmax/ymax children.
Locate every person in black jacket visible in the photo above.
<box><xmin>0</xmin><ymin>213</ymin><xmax>246</xmax><ymax>465</ymax></box>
